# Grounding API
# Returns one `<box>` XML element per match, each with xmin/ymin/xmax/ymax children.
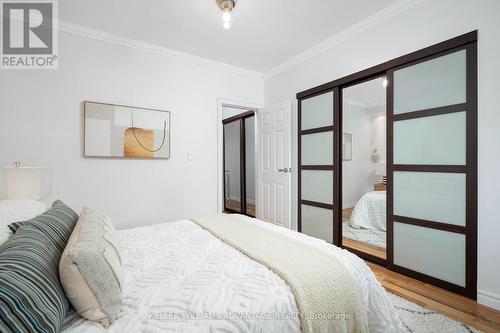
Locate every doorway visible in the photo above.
<box><xmin>222</xmin><ymin>107</ymin><xmax>256</xmax><ymax>217</ymax></box>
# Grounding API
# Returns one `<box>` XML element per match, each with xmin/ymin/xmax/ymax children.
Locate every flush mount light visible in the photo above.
<box><xmin>216</xmin><ymin>0</ymin><xmax>236</xmax><ymax>30</ymax></box>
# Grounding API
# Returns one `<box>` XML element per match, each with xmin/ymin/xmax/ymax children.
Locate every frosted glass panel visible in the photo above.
<box><xmin>394</xmin><ymin>172</ymin><xmax>465</xmax><ymax>226</ymax></box>
<box><xmin>394</xmin><ymin>50</ymin><xmax>466</xmax><ymax>114</ymax></box>
<box><xmin>301</xmin><ymin>132</ymin><xmax>333</xmax><ymax>165</ymax></box>
<box><xmin>394</xmin><ymin>223</ymin><xmax>465</xmax><ymax>286</ymax></box>
<box><xmin>301</xmin><ymin>170</ymin><xmax>333</xmax><ymax>204</ymax></box>
<box><xmin>394</xmin><ymin>112</ymin><xmax>466</xmax><ymax>165</ymax></box>
<box><xmin>301</xmin><ymin>204</ymin><xmax>333</xmax><ymax>243</ymax></box>
<box><xmin>301</xmin><ymin>92</ymin><xmax>333</xmax><ymax>130</ymax></box>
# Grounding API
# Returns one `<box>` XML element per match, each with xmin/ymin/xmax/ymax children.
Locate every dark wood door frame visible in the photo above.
<box><xmin>222</xmin><ymin>111</ymin><xmax>256</xmax><ymax>217</ymax></box>
<box><xmin>386</xmin><ymin>41</ymin><xmax>477</xmax><ymax>299</ymax></box>
<box><xmin>296</xmin><ymin>30</ymin><xmax>478</xmax><ymax>299</ymax></box>
<box><xmin>297</xmin><ymin>89</ymin><xmax>337</xmax><ymax>243</ymax></box>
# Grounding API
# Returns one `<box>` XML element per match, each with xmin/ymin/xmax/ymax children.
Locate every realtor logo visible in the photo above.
<box><xmin>1</xmin><ymin>0</ymin><xmax>58</xmax><ymax>69</ymax></box>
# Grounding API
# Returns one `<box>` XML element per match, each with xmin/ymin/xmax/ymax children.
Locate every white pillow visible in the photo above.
<box><xmin>0</xmin><ymin>199</ymin><xmax>48</xmax><ymax>246</ymax></box>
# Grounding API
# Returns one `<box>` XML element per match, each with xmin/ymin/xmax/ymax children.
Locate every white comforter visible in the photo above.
<box><xmin>62</xmin><ymin>215</ymin><xmax>401</xmax><ymax>333</ymax></box>
<box><xmin>349</xmin><ymin>191</ymin><xmax>387</xmax><ymax>231</ymax></box>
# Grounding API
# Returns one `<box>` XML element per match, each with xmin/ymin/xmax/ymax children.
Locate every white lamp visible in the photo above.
<box><xmin>0</xmin><ymin>162</ymin><xmax>50</xmax><ymax>200</ymax></box>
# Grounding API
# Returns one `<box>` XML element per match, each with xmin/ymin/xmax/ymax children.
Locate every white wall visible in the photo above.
<box><xmin>0</xmin><ymin>31</ymin><xmax>263</xmax><ymax>229</ymax></box>
<box><xmin>368</xmin><ymin>107</ymin><xmax>387</xmax><ymax>165</ymax></box>
<box><xmin>342</xmin><ymin>103</ymin><xmax>379</xmax><ymax>209</ymax></box>
<box><xmin>222</xmin><ymin>106</ymin><xmax>249</xmax><ymax>120</ymax></box>
<box><xmin>264</xmin><ymin>0</ymin><xmax>500</xmax><ymax>309</ymax></box>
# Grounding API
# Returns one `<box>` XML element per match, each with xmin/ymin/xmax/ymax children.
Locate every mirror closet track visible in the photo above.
<box><xmin>297</xmin><ymin>31</ymin><xmax>477</xmax><ymax>299</ymax></box>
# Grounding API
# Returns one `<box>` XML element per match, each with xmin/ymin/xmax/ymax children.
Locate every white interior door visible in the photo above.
<box><xmin>257</xmin><ymin>101</ymin><xmax>291</xmax><ymax>228</ymax></box>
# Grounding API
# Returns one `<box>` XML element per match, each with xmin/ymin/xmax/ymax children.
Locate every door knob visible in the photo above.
<box><xmin>277</xmin><ymin>168</ymin><xmax>292</xmax><ymax>173</ymax></box>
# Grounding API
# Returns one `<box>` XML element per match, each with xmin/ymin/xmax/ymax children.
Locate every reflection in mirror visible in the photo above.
<box><xmin>342</xmin><ymin>77</ymin><xmax>387</xmax><ymax>260</ymax></box>
<box><xmin>224</xmin><ymin>121</ymin><xmax>241</xmax><ymax>213</ymax></box>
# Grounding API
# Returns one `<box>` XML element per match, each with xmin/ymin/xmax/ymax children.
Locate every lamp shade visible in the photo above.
<box><xmin>0</xmin><ymin>164</ymin><xmax>50</xmax><ymax>200</ymax></box>
<box><xmin>375</xmin><ymin>162</ymin><xmax>386</xmax><ymax>177</ymax></box>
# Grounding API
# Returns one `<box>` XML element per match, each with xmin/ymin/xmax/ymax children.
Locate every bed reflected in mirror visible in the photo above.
<box><xmin>342</xmin><ymin>77</ymin><xmax>387</xmax><ymax>260</ymax></box>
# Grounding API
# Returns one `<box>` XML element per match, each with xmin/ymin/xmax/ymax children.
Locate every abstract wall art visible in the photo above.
<box><xmin>84</xmin><ymin>101</ymin><xmax>170</xmax><ymax>159</ymax></box>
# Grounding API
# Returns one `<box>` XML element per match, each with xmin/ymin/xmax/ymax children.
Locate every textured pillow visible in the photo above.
<box><xmin>0</xmin><ymin>199</ymin><xmax>47</xmax><ymax>246</ymax></box>
<box><xmin>59</xmin><ymin>207</ymin><xmax>122</xmax><ymax>327</ymax></box>
<box><xmin>0</xmin><ymin>200</ymin><xmax>78</xmax><ymax>333</ymax></box>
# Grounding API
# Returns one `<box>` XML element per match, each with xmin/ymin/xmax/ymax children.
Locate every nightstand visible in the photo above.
<box><xmin>374</xmin><ymin>183</ymin><xmax>386</xmax><ymax>191</ymax></box>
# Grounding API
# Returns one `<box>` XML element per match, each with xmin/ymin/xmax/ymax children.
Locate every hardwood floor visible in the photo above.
<box><xmin>246</xmin><ymin>203</ymin><xmax>255</xmax><ymax>217</ymax></box>
<box><xmin>342</xmin><ymin>207</ymin><xmax>387</xmax><ymax>259</ymax></box>
<box><xmin>367</xmin><ymin>261</ymin><xmax>500</xmax><ymax>333</ymax></box>
<box><xmin>343</xmin><ymin>238</ymin><xmax>386</xmax><ymax>260</ymax></box>
<box><xmin>224</xmin><ymin>200</ymin><xmax>256</xmax><ymax>217</ymax></box>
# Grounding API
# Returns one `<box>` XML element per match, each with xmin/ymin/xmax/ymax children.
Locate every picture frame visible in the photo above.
<box><xmin>84</xmin><ymin>101</ymin><xmax>171</xmax><ymax>159</ymax></box>
<box><xmin>342</xmin><ymin>133</ymin><xmax>352</xmax><ymax>161</ymax></box>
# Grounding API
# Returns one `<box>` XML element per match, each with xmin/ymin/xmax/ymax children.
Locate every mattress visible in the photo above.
<box><xmin>349</xmin><ymin>191</ymin><xmax>387</xmax><ymax>231</ymax></box>
<box><xmin>62</xmin><ymin>215</ymin><xmax>401</xmax><ymax>333</ymax></box>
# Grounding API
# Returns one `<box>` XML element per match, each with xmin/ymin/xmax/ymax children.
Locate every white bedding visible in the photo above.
<box><xmin>349</xmin><ymin>191</ymin><xmax>387</xmax><ymax>231</ymax></box>
<box><xmin>62</xmin><ymin>215</ymin><xmax>401</xmax><ymax>333</ymax></box>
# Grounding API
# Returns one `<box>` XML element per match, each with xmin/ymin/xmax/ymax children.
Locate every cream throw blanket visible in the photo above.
<box><xmin>192</xmin><ymin>214</ymin><xmax>368</xmax><ymax>333</ymax></box>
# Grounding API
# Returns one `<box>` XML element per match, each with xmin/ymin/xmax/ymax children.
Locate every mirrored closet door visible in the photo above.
<box><xmin>297</xmin><ymin>31</ymin><xmax>477</xmax><ymax>298</ymax></box>
<box><xmin>223</xmin><ymin>111</ymin><xmax>256</xmax><ymax>217</ymax></box>
<box><xmin>341</xmin><ymin>77</ymin><xmax>387</xmax><ymax>261</ymax></box>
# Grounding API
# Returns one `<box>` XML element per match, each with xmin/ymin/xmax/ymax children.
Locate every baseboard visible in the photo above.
<box><xmin>478</xmin><ymin>289</ymin><xmax>500</xmax><ymax>311</ymax></box>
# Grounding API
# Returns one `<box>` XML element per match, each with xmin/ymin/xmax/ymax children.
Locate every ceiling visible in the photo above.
<box><xmin>60</xmin><ymin>0</ymin><xmax>397</xmax><ymax>73</ymax></box>
<box><xmin>343</xmin><ymin>76</ymin><xmax>386</xmax><ymax>108</ymax></box>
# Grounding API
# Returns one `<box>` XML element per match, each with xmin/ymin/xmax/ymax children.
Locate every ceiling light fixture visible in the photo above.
<box><xmin>216</xmin><ymin>0</ymin><xmax>236</xmax><ymax>30</ymax></box>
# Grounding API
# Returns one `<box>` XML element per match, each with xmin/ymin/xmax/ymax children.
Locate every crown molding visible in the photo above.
<box><xmin>57</xmin><ymin>0</ymin><xmax>421</xmax><ymax>82</ymax></box>
<box><xmin>264</xmin><ymin>0</ymin><xmax>423</xmax><ymax>79</ymax></box>
<box><xmin>58</xmin><ymin>20</ymin><xmax>263</xmax><ymax>80</ymax></box>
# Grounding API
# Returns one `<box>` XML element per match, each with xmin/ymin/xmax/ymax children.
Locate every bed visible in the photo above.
<box><xmin>349</xmin><ymin>191</ymin><xmax>387</xmax><ymax>231</ymax></box>
<box><xmin>61</xmin><ymin>214</ymin><xmax>401</xmax><ymax>333</ymax></box>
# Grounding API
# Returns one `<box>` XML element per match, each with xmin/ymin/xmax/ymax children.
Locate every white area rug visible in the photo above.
<box><xmin>389</xmin><ymin>294</ymin><xmax>481</xmax><ymax>333</ymax></box>
<box><xmin>342</xmin><ymin>219</ymin><xmax>386</xmax><ymax>249</ymax></box>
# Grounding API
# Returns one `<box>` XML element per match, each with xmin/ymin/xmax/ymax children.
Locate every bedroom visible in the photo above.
<box><xmin>1</xmin><ymin>0</ymin><xmax>500</xmax><ymax>332</ymax></box>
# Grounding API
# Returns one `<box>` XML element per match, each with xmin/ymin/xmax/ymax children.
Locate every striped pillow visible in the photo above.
<box><xmin>0</xmin><ymin>200</ymin><xmax>78</xmax><ymax>333</ymax></box>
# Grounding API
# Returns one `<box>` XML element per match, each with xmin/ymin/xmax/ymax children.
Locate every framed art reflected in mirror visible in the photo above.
<box><xmin>342</xmin><ymin>133</ymin><xmax>352</xmax><ymax>161</ymax></box>
<box><xmin>84</xmin><ymin>101</ymin><xmax>171</xmax><ymax>159</ymax></box>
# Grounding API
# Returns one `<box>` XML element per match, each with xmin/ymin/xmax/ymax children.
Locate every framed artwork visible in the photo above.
<box><xmin>84</xmin><ymin>101</ymin><xmax>170</xmax><ymax>159</ymax></box>
<box><xmin>342</xmin><ymin>133</ymin><xmax>352</xmax><ymax>161</ymax></box>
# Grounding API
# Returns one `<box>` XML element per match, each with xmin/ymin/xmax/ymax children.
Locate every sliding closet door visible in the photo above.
<box><xmin>223</xmin><ymin>120</ymin><xmax>243</xmax><ymax>213</ymax></box>
<box><xmin>388</xmin><ymin>43</ymin><xmax>477</xmax><ymax>297</ymax></box>
<box><xmin>298</xmin><ymin>89</ymin><xmax>340</xmax><ymax>244</ymax></box>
